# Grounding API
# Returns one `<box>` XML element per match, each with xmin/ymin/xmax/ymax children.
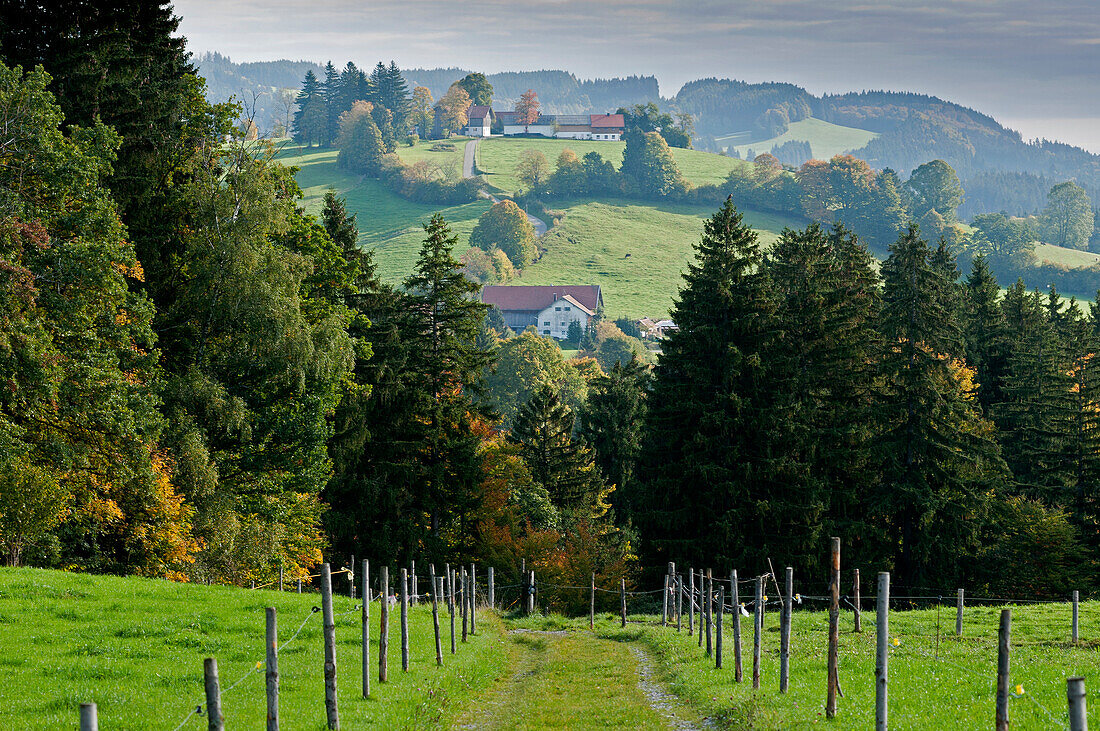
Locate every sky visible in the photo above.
<box><xmin>175</xmin><ymin>0</ymin><xmax>1100</xmax><ymax>152</ymax></box>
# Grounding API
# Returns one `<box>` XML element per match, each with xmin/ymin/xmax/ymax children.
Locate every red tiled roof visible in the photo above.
<box><xmin>467</xmin><ymin>105</ymin><xmax>491</xmax><ymax>120</ymax></box>
<box><xmin>482</xmin><ymin>285</ymin><xmax>602</xmax><ymax>313</ymax></box>
<box><xmin>590</xmin><ymin>114</ymin><xmax>625</xmax><ymax>128</ymax></box>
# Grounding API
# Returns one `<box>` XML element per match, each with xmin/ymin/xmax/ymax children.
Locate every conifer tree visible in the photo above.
<box><xmin>511</xmin><ymin>385</ymin><xmax>609</xmax><ymax>518</ymax></box>
<box><xmin>962</xmin><ymin>255</ymin><xmax>1007</xmax><ymax>416</ymax></box>
<box><xmin>293</xmin><ymin>70</ymin><xmax>325</xmax><ymax>146</ymax></box>
<box><xmin>638</xmin><ymin>198</ymin><xmax>775</xmax><ymax>569</ymax></box>
<box><xmin>322</xmin><ymin>62</ymin><xmax>343</xmax><ymax>146</ymax></box>
<box><xmin>764</xmin><ymin>223</ymin><xmax>883</xmax><ymax>573</ymax></box>
<box><xmin>579</xmin><ymin>358</ymin><xmax>649</xmax><ymax>519</ymax></box>
<box><xmin>877</xmin><ymin>225</ymin><xmax>1007</xmax><ymax>587</ymax></box>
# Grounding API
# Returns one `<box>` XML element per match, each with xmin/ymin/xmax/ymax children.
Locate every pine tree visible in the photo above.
<box><xmin>511</xmin><ymin>385</ymin><xmax>609</xmax><ymax>518</ymax></box>
<box><xmin>877</xmin><ymin>225</ymin><xmax>1007</xmax><ymax>588</ymax></box>
<box><xmin>962</xmin><ymin>255</ymin><xmax>1007</xmax><ymax>416</ymax></box>
<box><xmin>764</xmin><ymin>223</ymin><xmax>883</xmax><ymax>574</ymax></box>
<box><xmin>638</xmin><ymin>197</ymin><xmax>775</xmax><ymax>569</ymax></box>
<box><xmin>578</xmin><ymin>358</ymin><xmax>649</xmax><ymax>519</ymax></box>
<box><xmin>322</xmin><ymin>62</ymin><xmax>342</xmax><ymax>147</ymax></box>
<box><xmin>293</xmin><ymin>70</ymin><xmax>325</xmax><ymax>146</ymax></box>
<box><xmin>929</xmin><ymin>239</ymin><xmax>966</xmax><ymax>357</ymax></box>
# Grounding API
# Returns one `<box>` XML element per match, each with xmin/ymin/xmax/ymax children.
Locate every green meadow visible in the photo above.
<box><xmin>715</xmin><ymin>118</ymin><xmax>880</xmax><ymax>161</ymax></box>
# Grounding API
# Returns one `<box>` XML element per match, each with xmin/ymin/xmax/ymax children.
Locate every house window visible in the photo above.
<box><xmin>543</xmin><ymin>321</ymin><xmax>550</xmax><ymax>326</ymax></box>
<box><xmin>564</xmin><ymin>306</ymin><xmax>571</xmax><ymax>311</ymax></box>
<box><xmin>543</xmin><ymin>330</ymin><xmax>551</xmax><ymax>335</ymax></box>
<box><xmin>554</xmin><ymin>307</ymin><xmax>561</xmax><ymax>311</ymax></box>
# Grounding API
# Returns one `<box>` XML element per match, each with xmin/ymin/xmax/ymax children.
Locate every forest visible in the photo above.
<box><xmin>1</xmin><ymin>2</ymin><xmax>1100</xmax><ymax>607</ymax></box>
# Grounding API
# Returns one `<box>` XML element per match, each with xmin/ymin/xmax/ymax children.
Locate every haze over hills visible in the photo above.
<box><xmin>197</xmin><ymin>55</ymin><xmax>1100</xmax><ymax>219</ymax></box>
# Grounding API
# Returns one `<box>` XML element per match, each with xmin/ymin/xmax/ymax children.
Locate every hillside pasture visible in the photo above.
<box><xmin>517</xmin><ymin>199</ymin><xmax>799</xmax><ymax>319</ymax></box>
<box><xmin>1035</xmin><ymin>242</ymin><xmax>1100</xmax><ymax>269</ymax></box>
<box><xmin>476</xmin><ymin>137</ymin><xmax>749</xmax><ymax>194</ymax></box>
<box><xmin>715</xmin><ymin>117</ymin><xmax>879</xmax><ymax>161</ymax></box>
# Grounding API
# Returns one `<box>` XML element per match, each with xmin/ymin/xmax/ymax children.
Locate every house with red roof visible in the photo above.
<box><xmin>492</xmin><ymin>112</ymin><xmax>625</xmax><ymax>140</ymax></box>
<box><xmin>482</xmin><ymin>285</ymin><xmax>603</xmax><ymax>338</ymax></box>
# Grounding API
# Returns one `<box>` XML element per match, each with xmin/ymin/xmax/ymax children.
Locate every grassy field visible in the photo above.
<box><xmin>518</xmin><ymin>198</ymin><xmax>799</xmax><ymax>319</ymax></box>
<box><xmin>5</xmin><ymin>566</ymin><xmax>1096</xmax><ymax>729</ymax></box>
<box><xmin>393</xmin><ymin>137</ymin><xmax>470</xmax><ymax>173</ymax></box>
<box><xmin>475</xmin><ymin>137</ymin><xmax>750</xmax><ymax>194</ymax></box>
<box><xmin>513</xmin><ymin>598</ymin><xmax>1100</xmax><ymax>730</ymax></box>
<box><xmin>0</xmin><ymin>567</ymin><xmax>506</xmax><ymax>730</ymax></box>
<box><xmin>275</xmin><ymin>144</ymin><xmax>491</xmax><ymax>282</ymax></box>
<box><xmin>715</xmin><ymin>118</ymin><xmax>880</xmax><ymax>161</ymax></box>
<box><xmin>1036</xmin><ymin>242</ymin><xmax>1100</xmax><ymax>269</ymax></box>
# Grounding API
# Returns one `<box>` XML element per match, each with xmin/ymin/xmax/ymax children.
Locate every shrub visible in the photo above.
<box><xmin>470</xmin><ymin>199</ymin><xmax>538</xmax><ymax>267</ymax></box>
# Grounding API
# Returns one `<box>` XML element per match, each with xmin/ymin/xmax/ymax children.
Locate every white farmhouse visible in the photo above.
<box><xmin>481</xmin><ymin>285</ymin><xmax>603</xmax><ymax>340</ymax></box>
<box><xmin>464</xmin><ymin>105</ymin><xmax>493</xmax><ymax>137</ymax></box>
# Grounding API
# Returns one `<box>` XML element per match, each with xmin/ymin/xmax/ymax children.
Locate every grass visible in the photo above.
<box><xmin>0</xmin><ymin>567</ymin><xmax>506</xmax><ymax>730</ymax></box>
<box><xmin>515</xmin><ymin>598</ymin><xmax>1100</xmax><ymax>730</ymax></box>
<box><xmin>476</xmin><ymin>137</ymin><xmax>749</xmax><ymax>194</ymax></box>
<box><xmin>393</xmin><ymin>137</ymin><xmax>470</xmax><ymax>174</ymax></box>
<box><xmin>274</xmin><ymin>143</ymin><xmax>491</xmax><ymax>283</ymax></box>
<box><xmin>517</xmin><ymin>198</ymin><xmax>799</xmax><ymax>319</ymax></box>
<box><xmin>715</xmin><ymin>118</ymin><xmax>880</xmax><ymax>161</ymax></box>
<box><xmin>1035</xmin><ymin>242</ymin><xmax>1100</xmax><ymax>269</ymax></box>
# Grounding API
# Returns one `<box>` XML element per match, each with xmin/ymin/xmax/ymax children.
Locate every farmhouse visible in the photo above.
<box><xmin>464</xmin><ymin>105</ymin><xmax>493</xmax><ymax>137</ymax></box>
<box><xmin>493</xmin><ymin>111</ymin><xmax>625</xmax><ymax>140</ymax></box>
<box><xmin>481</xmin><ymin>285</ymin><xmax>603</xmax><ymax>339</ymax></box>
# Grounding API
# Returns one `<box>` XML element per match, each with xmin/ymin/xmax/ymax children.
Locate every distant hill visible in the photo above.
<box><xmin>198</xmin><ymin>58</ymin><xmax>1100</xmax><ymax>217</ymax></box>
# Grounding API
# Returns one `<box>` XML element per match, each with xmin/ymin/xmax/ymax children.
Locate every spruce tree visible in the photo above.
<box><xmin>511</xmin><ymin>385</ymin><xmax>608</xmax><ymax>518</ymax></box>
<box><xmin>322</xmin><ymin>62</ymin><xmax>342</xmax><ymax>146</ymax></box>
<box><xmin>293</xmin><ymin>70</ymin><xmax>324</xmax><ymax>146</ymax></box>
<box><xmin>578</xmin><ymin>358</ymin><xmax>649</xmax><ymax>519</ymax></box>
<box><xmin>638</xmin><ymin>197</ymin><xmax>775</xmax><ymax>569</ymax></box>
<box><xmin>962</xmin><ymin>255</ymin><xmax>1007</xmax><ymax>416</ymax></box>
<box><xmin>764</xmin><ymin>223</ymin><xmax>883</xmax><ymax>574</ymax></box>
<box><xmin>877</xmin><ymin>225</ymin><xmax>1007</xmax><ymax>588</ymax></box>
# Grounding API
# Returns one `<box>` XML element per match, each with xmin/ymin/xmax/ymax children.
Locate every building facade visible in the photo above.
<box><xmin>481</xmin><ymin>285</ymin><xmax>603</xmax><ymax>339</ymax></box>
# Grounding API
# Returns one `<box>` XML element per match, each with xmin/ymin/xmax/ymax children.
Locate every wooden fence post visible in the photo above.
<box><xmin>204</xmin><ymin>658</ymin><xmax>224</xmax><ymax>731</ymax></box>
<box><xmin>853</xmin><ymin>569</ymin><xmax>862</xmax><ymax>633</ymax></box>
<box><xmin>876</xmin><ymin>572</ymin><xmax>889</xmax><ymax>731</ymax></box>
<box><xmin>349</xmin><ymin>555</ymin><xmax>356</xmax><ymax>599</ymax></box>
<box><xmin>1067</xmin><ymin>676</ymin><xmax>1088</xmax><ymax>731</ymax></box>
<box><xmin>752</xmin><ymin>575</ymin><xmax>763</xmax><ymax>689</ymax></box>
<box><xmin>688</xmin><ymin>569</ymin><xmax>695</xmax><ymax>636</ymax></box>
<box><xmin>488</xmin><ymin>567</ymin><xmax>495</xmax><ymax>609</ymax></box>
<box><xmin>590</xmin><ymin>572</ymin><xmax>596</xmax><ymax>630</ymax></box>
<box><xmin>296</xmin><ymin>578</ymin><xmax>302</xmax><ymax>594</ymax></box>
<box><xmin>662</xmin><ymin>574</ymin><xmax>670</xmax><ymax>627</ymax></box>
<box><xmin>954</xmin><ymin>588</ymin><xmax>964</xmax><ymax>637</ymax></box>
<box><xmin>461</xmin><ymin>569</ymin><xmax>469</xmax><ymax>642</ymax></box>
<box><xmin>1073</xmin><ymin>590</ymin><xmax>1080</xmax><ymax>644</ymax></box>
<box><xmin>698</xmin><ymin>570</ymin><xmax>705</xmax><ymax>647</ymax></box>
<box><xmin>449</xmin><ymin>568</ymin><xmax>456</xmax><ymax>655</ymax></box>
<box><xmin>826</xmin><ymin>537</ymin><xmax>840</xmax><ymax>719</ymax></box>
<box><xmin>321</xmin><ymin>564</ymin><xmax>339</xmax><ymax>730</ymax></box>
<box><xmin>266</xmin><ymin>607</ymin><xmax>279</xmax><ymax>731</ymax></box>
<box><xmin>676</xmin><ymin>575</ymin><xmax>683</xmax><ymax>632</ymax></box>
<box><xmin>716</xmin><ymin>585</ymin><xmax>724</xmax><ymax>669</ymax></box>
<box><xmin>400</xmin><ymin>568</ymin><xmax>410</xmax><ymax>671</ymax></box>
<box><xmin>80</xmin><ymin>703</ymin><xmax>97</xmax><ymax>731</ymax></box>
<box><xmin>705</xmin><ymin>569</ymin><xmax>714</xmax><ymax>657</ymax></box>
<box><xmin>470</xmin><ymin>563</ymin><xmax>477</xmax><ymax>634</ymax></box>
<box><xmin>433</xmin><ymin>576</ymin><xmax>443</xmax><ymax>666</ymax></box>
<box><xmin>379</xmin><ymin>566</ymin><xmax>389</xmax><ymax>683</ymax></box>
<box><xmin>620</xmin><ymin>578</ymin><xmax>627</xmax><ymax>628</ymax></box>
<box><xmin>996</xmin><ymin>608</ymin><xmax>1011</xmax><ymax>731</ymax></box>
<box><xmin>780</xmin><ymin>566</ymin><xmax>792</xmax><ymax>693</ymax></box>
<box><xmin>527</xmin><ymin>570</ymin><xmax>536</xmax><ymax>615</ymax></box>
<box><xmin>279</xmin><ymin>563</ymin><xmax>284</xmax><ymax>593</ymax></box>
<box><xmin>732</xmin><ymin>569</ymin><xmax>742</xmax><ymax>683</ymax></box>
<box><xmin>361</xmin><ymin>560</ymin><xmax>370</xmax><ymax>699</ymax></box>
<box><xmin>410</xmin><ymin>560</ymin><xmax>417</xmax><ymax>605</ymax></box>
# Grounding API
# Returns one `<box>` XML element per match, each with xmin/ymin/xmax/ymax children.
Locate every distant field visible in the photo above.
<box><xmin>393</xmin><ymin>136</ymin><xmax>469</xmax><ymax>172</ymax></box>
<box><xmin>715</xmin><ymin>118</ymin><xmax>880</xmax><ymax>161</ymax></box>
<box><xmin>275</xmin><ymin>144</ymin><xmax>491</xmax><ymax>282</ymax></box>
<box><xmin>1035</xmin><ymin>242</ymin><xmax>1100</xmax><ymax>269</ymax></box>
<box><xmin>476</xmin><ymin>137</ymin><xmax>749</xmax><ymax>194</ymax></box>
<box><xmin>518</xmin><ymin>198</ymin><xmax>799</xmax><ymax>319</ymax></box>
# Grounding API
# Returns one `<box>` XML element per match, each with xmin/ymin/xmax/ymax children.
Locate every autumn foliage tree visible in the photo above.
<box><xmin>516</xmin><ymin>89</ymin><xmax>540</xmax><ymax>133</ymax></box>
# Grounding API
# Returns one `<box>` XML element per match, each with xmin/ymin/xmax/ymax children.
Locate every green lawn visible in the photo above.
<box><xmin>517</xmin><ymin>198</ymin><xmax>799</xmax><ymax>319</ymax></box>
<box><xmin>715</xmin><ymin>118</ymin><xmax>880</xmax><ymax>161</ymax></box>
<box><xmin>1035</xmin><ymin>242</ymin><xmax>1100</xmax><ymax>269</ymax></box>
<box><xmin>393</xmin><ymin>137</ymin><xmax>470</xmax><ymax>173</ymax></box>
<box><xmin>0</xmin><ymin>567</ymin><xmax>506</xmax><ymax>730</ymax></box>
<box><xmin>476</xmin><ymin>137</ymin><xmax>750</xmax><ymax>194</ymax></box>
<box><xmin>275</xmin><ymin>144</ymin><xmax>491</xmax><ymax>283</ymax></box>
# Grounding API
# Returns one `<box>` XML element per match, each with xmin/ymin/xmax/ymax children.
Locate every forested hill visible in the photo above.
<box><xmin>402</xmin><ymin>68</ymin><xmax>661</xmax><ymax>114</ymax></box>
<box><xmin>196</xmin><ymin>52</ymin><xmax>323</xmax><ymax>134</ymax></box>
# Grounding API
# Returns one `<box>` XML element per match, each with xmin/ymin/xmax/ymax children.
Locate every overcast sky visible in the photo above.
<box><xmin>175</xmin><ymin>0</ymin><xmax>1100</xmax><ymax>152</ymax></box>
